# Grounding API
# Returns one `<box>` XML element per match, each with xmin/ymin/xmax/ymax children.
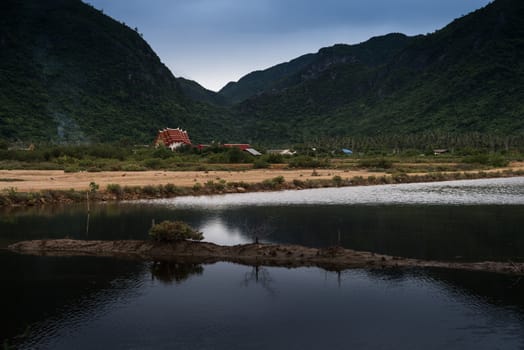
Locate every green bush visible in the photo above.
<box><xmin>462</xmin><ymin>154</ymin><xmax>509</xmax><ymax>167</ymax></box>
<box><xmin>123</xmin><ymin>185</ymin><xmax>141</xmax><ymax>194</ymax></box>
<box><xmin>64</xmin><ymin>166</ymin><xmax>80</xmax><ymax>173</ymax></box>
<box><xmin>226</xmin><ymin>148</ymin><xmax>252</xmax><ymax>163</ymax></box>
<box><xmin>262</xmin><ymin>176</ymin><xmax>286</xmax><ymax>189</ymax></box>
<box><xmin>253</xmin><ymin>159</ymin><xmax>270</xmax><ymax>169</ymax></box>
<box><xmin>392</xmin><ymin>172</ymin><xmax>410</xmax><ymax>183</ymax></box>
<box><xmin>142</xmin><ymin>185</ymin><xmax>160</xmax><ymax>196</ymax></box>
<box><xmin>273</xmin><ymin>176</ymin><xmax>285</xmax><ymax>184</ymax></box>
<box><xmin>63</xmin><ymin>189</ymin><xmax>84</xmax><ymax>201</ymax></box>
<box><xmin>204</xmin><ymin>180</ymin><xmax>225</xmax><ymax>191</ymax></box>
<box><xmin>149</xmin><ymin>220</ymin><xmax>204</xmax><ymax>242</ymax></box>
<box><xmin>288</xmin><ymin>156</ymin><xmax>329</xmax><ymax>168</ymax></box>
<box><xmin>332</xmin><ymin>175</ymin><xmax>343</xmax><ymax>186</ymax></box>
<box><xmin>153</xmin><ymin>147</ymin><xmax>174</xmax><ymax>159</ymax></box>
<box><xmin>122</xmin><ymin>164</ymin><xmax>147</xmax><ymax>171</ymax></box>
<box><xmin>351</xmin><ymin>176</ymin><xmax>366</xmax><ymax>185</ymax></box>
<box><xmin>260</xmin><ymin>153</ymin><xmax>284</xmax><ymax>164</ymax></box>
<box><xmin>207</xmin><ymin>148</ymin><xmax>254</xmax><ymax>164</ymax></box>
<box><xmin>293</xmin><ymin>179</ymin><xmax>305</xmax><ymax>187</ymax></box>
<box><xmin>357</xmin><ymin>158</ymin><xmax>393</xmax><ymax>169</ymax></box>
<box><xmin>142</xmin><ymin>158</ymin><xmax>163</xmax><ymax>169</ymax></box>
<box><xmin>89</xmin><ymin>182</ymin><xmax>99</xmax><ymax>193</ymax></box>
<box><xmin>164</xmin><ymin>183</ymin><xmax>180</xmax><ymax>194</ymax></box>
<box><xmin>106</xmin><ymin>183</ymin><xmax>123</xmax><ymax>196</ymax></box>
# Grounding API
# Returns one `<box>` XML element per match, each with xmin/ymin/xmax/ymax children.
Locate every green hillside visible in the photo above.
<box><xmin>0</xmin><ymin>0</ymin><xmax>231</xmax><ymax>144</ymax></box>
<box><xmin>219</xmin><ymin>0</ymin><xmax>524</xmax><ymax>144</ymax></box>
<box><xmin>1</xmin><ymin>0</ymin><xmax>523</xmax><ymax>147</ymax></box>
<box><xmin>177</xmin><ymin>78</ymin><xmax>227</xmax><ymax>106</ymax></box>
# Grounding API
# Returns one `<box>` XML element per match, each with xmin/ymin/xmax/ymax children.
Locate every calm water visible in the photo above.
<box><xmin>1</xmin><ymin>177</ymin><xmax>524</xmax><ymax>348</ymax></box>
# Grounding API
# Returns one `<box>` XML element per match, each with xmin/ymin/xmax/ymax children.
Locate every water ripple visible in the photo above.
<box><xmin>136</xmin><ymin>177</ymin><xmax>524</xmax><ymax>208</ymax></box>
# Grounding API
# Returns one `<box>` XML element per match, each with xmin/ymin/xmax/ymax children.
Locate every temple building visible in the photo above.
<box><xmin>154</xmin><ymin>127</ymin><xmax>191</xmax><ymax>150</ymax></box>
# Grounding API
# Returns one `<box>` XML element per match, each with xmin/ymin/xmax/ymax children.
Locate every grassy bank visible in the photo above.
<box><xmin>1</xmin><ymin>169</ymin><xmax>523</xmax><ymax>208</ymax></box>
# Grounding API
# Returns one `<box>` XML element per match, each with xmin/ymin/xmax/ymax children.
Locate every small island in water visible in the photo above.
<box><xmin>8</xmin><ymin>239</ymin><xmax>524</xmax><ymax>276</ymax></box>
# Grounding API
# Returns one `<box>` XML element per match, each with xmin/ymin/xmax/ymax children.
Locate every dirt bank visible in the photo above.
<box><xmin>0</xmin><ymin>168</ymin><xmax>378</xmax><ymax>192</ymax></box>
<box><xmin>8</xmin><ymin>239</ymin><xmax>524</xmax><ymax>276</ymax></box>
<box><xmin>2</xmin><ymin>161</ymin><xmax>523</xmax><ymax>193</ymax></box>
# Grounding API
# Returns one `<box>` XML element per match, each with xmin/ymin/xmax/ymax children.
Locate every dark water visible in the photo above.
<box><xmin>1</xmin><ymin>177</ymin><xmax>524</xmax><ymax>348</ymax></box>
<box><xmin>2</xmin><ymin>178</ymin><xmax>524</xmax><ymax>261</ymax></box>
<box><xmin>2</xmin><ymin>252</ymin><xmax>524</xmax><ymax>349</ymax></box>
<box><xmin>1</xmin><ymin>204</ymin><xmax>523</xmax><ymax>261</ymax></box>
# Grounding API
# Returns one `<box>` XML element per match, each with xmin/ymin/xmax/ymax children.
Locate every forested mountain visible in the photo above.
<box><xmin>0</xmin><ymin>0</ymin><xmax>232</xmax><ymax>144</ymax></box>
<box><xmin>219</xmin><ymin>33</ymin><xmax>412</xmax><ymax>105</ymax></box>
<box><xmin>1</xmin><ymin>0</ymin><xmax>523</xmax><ymax>146</ymax></box>
<box><xmin>177</xmin><ymin>78</ymin><xmax>227</xmax><ymax>106</ymax></box>
<box><xmin>219</xmin><ymin>0</ymin><xmax>524</xmax><ymax>143</ymax></box>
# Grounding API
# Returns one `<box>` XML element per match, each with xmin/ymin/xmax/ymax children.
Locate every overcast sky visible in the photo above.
<box><xmin>84</xmin><ymin>0</ymin><xmax>491</xmax><ymax>91</ymax></box>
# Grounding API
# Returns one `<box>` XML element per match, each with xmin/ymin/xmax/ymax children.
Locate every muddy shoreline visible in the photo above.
<box><xmin>8</xmin><ymin>239</ymin><xmax>524</xmax><ymax>276</ymax></box>
<box><xmin>2</xmin><ymin>168</ymin><xmax>523</xmax><ymax>208</ymax></box>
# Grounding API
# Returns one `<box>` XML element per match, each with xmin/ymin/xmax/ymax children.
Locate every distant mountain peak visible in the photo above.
<box><xmin>2</xmin><ymin>0</ymin><xmax>522</xmax><ymax>145</ymax></box>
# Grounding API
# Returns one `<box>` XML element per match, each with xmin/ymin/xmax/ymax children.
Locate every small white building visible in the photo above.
<box><xmin>267</xmin><ymin>149</ymin><xmax>296</xmax><ymax>156</ymax></box>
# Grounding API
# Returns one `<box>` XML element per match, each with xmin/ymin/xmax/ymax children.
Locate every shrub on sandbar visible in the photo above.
<box><xmin>149</xmin><ymin>220</ymin><xmax>204</xmax><ymax>242</ymax></box>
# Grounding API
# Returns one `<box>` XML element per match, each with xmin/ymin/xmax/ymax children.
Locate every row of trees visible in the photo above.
<box><xmin>297</xmin><ymin>132</ymin><xmax>524</xmax><ymax>154</ymax></box>
<box><xmin>1</xmin><ymin>131</ymin><xmax>523</xmax><ymax>166</ymax></box>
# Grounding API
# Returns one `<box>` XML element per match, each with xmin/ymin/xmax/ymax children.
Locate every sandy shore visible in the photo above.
<box><xmin>0</xmin><ymin>168</ymin><xmax>383</xmax><ymax>192</ymax></box>
<box><xmin>1</xmin><ymin>162</ymin><xmax>523</xmax><ymax>194</ymax></box>
<box><xmin>8</xmin><ymin>239</ymin><xmax>524</xmax><ymax>276</ymax></box>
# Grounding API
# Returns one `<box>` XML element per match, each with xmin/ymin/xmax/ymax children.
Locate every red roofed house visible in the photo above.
<box><xmin>223</xmin><ymin>143</ymin><xmax>262</xmax><ymax>156</ymax></box>
<box><xmin>154</xmin><ymin>127</ymin><xmax>191</xmax><ymax>151</ymax></box>
<box><xmin>223</xmin><ymin>144</ymin><xmax>251</xmax><ymax>151</ymax></box>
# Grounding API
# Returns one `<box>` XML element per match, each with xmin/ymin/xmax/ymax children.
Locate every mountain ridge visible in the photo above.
<box><xmin>1</xmin><ymin>0</ymin><xmax>523</xmax><ymax>146</ymax></box>
<box><xmin>215</xmin><ymin>0</ymin><xmax>524</xmax><ymax>143</ymax></box>
<box><xmin>217</xmin><ymin>32</ymin><xmax>412</xmax><ymax>105</ymax></box>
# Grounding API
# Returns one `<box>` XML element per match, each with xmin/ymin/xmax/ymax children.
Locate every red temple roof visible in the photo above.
<box><xmin>155</xmin><ymin>128</ymin><xmax>192</xmax><ymax>147</ymax></box>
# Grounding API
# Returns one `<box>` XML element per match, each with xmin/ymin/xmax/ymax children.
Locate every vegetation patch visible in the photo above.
<box><xmin>357</xmin><ymin>158</ymin><xmax>393</xmax><ymax>170</ymax></box>
<box><xmin>149</xmin><ymin>220</ymin><xmax>204</xmax><ymax>242</ymax></box>
<box><xmin>462</xmin><ymin>154</ymin><xmax>509</xmax><ymax>167</ymax></box>
<box><xmin>288</xmin><ymin>156</ymin><xmax>330</xmax><ymax>168</ymax></box>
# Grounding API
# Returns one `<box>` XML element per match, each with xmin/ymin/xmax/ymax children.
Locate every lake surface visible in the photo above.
<box><xmin>1</xmin><ymin>177</ymin><xmax>524</xmax><ymax>348</ymax></box>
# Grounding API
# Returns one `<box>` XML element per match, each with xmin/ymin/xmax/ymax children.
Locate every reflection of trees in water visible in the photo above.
<box><xmin>150</xmin><ymin>261</ymin><xmax>204</xmax><ymax>285</ymax></box>
<box><xmin>241</xmin><ymin>217</ymin><xmax>276</xmax><ymax>243</ymax></box>
<box><xmin>242</xmin><ymin>265</ymin><xmax>275</xmax><ymax>295</ymax></box>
